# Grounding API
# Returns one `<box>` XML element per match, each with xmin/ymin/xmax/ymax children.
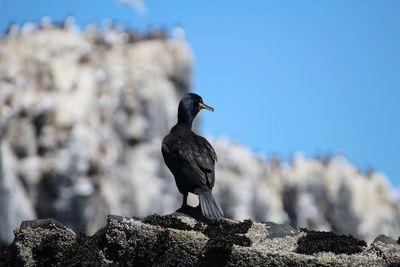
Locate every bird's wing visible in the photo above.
<box><xmin>162</xmin><ymin>134</ymin><xmax>215</xmax><ymax>188</ymax></box>
<box><xmin>194</xmin><ymin>135</ymin><xmax>217</xmax><ymax>168</ymax></box>
<box><xmin>161</xmin><ymin>139</ymin><xmax>176</xmax><ymax>169</ymax></box>
<box><xmin>192</xmin><ymin>134</ymin><xmax>217</xmax><ymax>188</ymax></box>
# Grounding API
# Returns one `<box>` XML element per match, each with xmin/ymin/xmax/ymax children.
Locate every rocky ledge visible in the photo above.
<box><xmin>1</xmin><ymin>211</ymin><xmax>399</xmax><ymax>266</ymax></box>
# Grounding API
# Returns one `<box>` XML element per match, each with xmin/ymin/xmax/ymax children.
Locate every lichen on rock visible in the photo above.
<box><xmin>1</xmin><ymin>216</ymin><xmax>399</xmax><ymax>266</ymax></box>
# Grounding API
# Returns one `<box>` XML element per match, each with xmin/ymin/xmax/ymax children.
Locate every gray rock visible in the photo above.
<box><xmin>264</xmin><ymin>221</ymin><xmax>298</xmax><ymax>238</ymax></box>
<box><xmin>2</xmin><ymin>216</ymin><xmax>399</xmax><ymax>266</ymax></box>
<box><xmin>367</xmin><ymin>238</ymin><xmax>400</xmax><ymax>266</ymax></box>
<box><xmin>0</xmin><ymin>24</ymin><xmax>193</xmax><ymax>244</ymax></box>
<box><xmin>372</xmin><ymin>234</ymin><xmax>399</xmax><ymax>246</ymax></box>
<box><xmin>20</xmin><ymin>218</ymin><xmax>66</xmax><ymax>231</ymax></box>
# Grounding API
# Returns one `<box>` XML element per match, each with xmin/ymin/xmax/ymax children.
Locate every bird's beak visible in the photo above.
<box><xmin>199</xmin><ymin>102</ymin><xmax>214</xmax><ymax>112</ymax></box>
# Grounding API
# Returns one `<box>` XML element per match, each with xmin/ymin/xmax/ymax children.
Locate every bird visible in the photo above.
<box><xmin>162</xmin><ymin>93</ymin><xmax>224</xmax><ymax>219</ymax></box>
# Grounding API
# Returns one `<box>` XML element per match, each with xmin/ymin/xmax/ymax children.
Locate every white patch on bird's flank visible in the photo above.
<box><xmin>187</xmin><ymin>192</ymin><xmax>199</xmax><ymax>207</ymax></box>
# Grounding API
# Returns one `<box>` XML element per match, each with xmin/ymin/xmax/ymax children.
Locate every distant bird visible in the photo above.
<box><xmin>162</xmin><ymin>93</ymin><xmax>224</xmax><ymax>219</ymax></box>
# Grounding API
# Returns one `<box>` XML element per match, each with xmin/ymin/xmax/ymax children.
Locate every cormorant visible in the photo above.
<box><xmin>162</xmin><ymin>93</ymin><xmax>224</xmax><ymax>219</ymax></box>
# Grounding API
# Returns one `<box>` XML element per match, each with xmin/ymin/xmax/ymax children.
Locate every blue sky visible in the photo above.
<box><xmin>1</xmin><ymin>1</ymin><xmax>399</xmax><ymax>186</ymax></box>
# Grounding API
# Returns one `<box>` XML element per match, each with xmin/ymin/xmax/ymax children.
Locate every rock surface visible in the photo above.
<box><xmin>1</xmin><ymin>22</ymin><xmax>400</xmax><ymax>245</ymax></box>
<box><xmin>0</xmin><ymin>22</ymin><xmax>193</xmax><ymax>244</ymax></box>
<box><xmin>1</xmin><ymin>215</ymin><xmax>399</xmax><ymax>266</ymax></box>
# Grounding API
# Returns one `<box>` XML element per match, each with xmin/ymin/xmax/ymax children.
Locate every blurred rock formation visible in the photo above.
<box><xmin>0</xmin><ymin>22</ymin><xmax>399</xmax><ymax>244</ymax></box>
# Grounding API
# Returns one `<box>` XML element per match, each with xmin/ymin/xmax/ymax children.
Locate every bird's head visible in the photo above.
<box><xmin>177</xmin><ymin>93</ymin><xmax>214</xmax><ymax>127</ymax></box>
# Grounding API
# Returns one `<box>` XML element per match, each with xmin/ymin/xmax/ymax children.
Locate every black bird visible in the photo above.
<box><xmin>162</xmin><ymin>93</ymin><xmax>224</xmax><ymax>219</ymax></box>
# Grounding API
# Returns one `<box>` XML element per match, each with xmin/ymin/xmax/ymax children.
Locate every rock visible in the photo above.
<box><xmin>9</xmin><ymin>222</ymin><xmax>77</xmax><ymax>266</ymax></box>
<box><xmin>368</xmin><ymin>238</ymin><xmax>400</xmax><ymax>266</ymax></box>
<box><xmin>264</xmin><ymin>222</ymin><xmax>298</xmax><ymax>238</ymax></box>
<box><xmin>214</xmin><ymin>142</ymin><xmax>400</xmax><ymax>244</ymax></box>
<box><xmin>2</xmin><ymin>216</ymin><xmax>400</xmax><ymax>266</ymax></box>
<box><xmin>19</xmin><ymin>218</ymin><xmax>66</xmax><ymax>231</ymax></box>
<box><xmin>0</xmin><ymin>140</ymin><xmax>36</xmax><ymax>245</ymax></box>
<box><xmin>296</xmin><ymin>229</ymin><xmax>367</xmax><ymax>255</ymax></box>
<box><xmin>0</xmin><ymin>244</ymin><xmax>9</xmax><ymax>267</ymax></box>
<box><xmin>372</xmin><ymin>234</ymin><xmax>399</xmax><ymax>246</ymax></box>
<box><xmin>0</xmin><ymin>23</ymin><xmax>193</xmax><ymax>244</ymax></box>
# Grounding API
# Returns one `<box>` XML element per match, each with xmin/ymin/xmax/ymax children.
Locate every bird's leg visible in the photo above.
<box><xmin>181</xmin><ymin>193</ymin><xmax>188</xmax><ymax>208</ymax></box>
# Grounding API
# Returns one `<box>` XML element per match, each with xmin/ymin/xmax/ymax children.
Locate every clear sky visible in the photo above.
<box><xmin>1</xmin><ymin>1</ymin><xmax>399</xmax><ymax>186</ymax></box>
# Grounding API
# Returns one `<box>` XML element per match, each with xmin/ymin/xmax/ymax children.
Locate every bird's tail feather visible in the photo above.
<box><xmin>199</xmin><ymin>190</ymin><xmax>224</xmax><ymax>219</ymax></box>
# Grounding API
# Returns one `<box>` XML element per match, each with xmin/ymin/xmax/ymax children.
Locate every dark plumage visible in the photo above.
<box><xmin>162</xmin><ymin>93</ymin><xmax>224</xmax><ymax>219</ymax></box>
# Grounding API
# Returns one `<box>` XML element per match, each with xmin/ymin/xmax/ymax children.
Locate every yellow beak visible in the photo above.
<box><xmin>199</xmin><ymin>102</ymin><xmax>214</xmax><ymax>112</ymax></box>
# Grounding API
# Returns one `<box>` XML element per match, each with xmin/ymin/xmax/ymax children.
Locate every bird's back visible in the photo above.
<box><xmin>162</xmin><ymin>125</ymin><xmax>217</xmax><ymax>193</ymax></box>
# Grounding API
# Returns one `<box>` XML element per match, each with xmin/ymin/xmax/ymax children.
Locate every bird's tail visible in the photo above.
<box><xmin>198</xmin><ymin>190</ymin><xmax>224</xmax><ymax>219</ymax></box>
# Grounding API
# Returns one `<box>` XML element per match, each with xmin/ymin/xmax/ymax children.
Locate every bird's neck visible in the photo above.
<box><xmin>177</xmin><ymin>111</ymin><xmax>195</xmax><ymax>129</ymax></box>
<box><xmin>177</xmin><ymin>104</ymin><xmax>198</xmax><ymax>129</ymax></box>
